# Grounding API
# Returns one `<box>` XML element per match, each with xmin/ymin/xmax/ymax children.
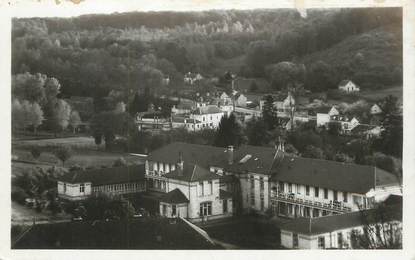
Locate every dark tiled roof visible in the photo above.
<box><xmin>338</xmin><ymin>79</ymin><xmax>351</xmax><ymax>87</ymax></box>
<box><xmin>271</xmin><ymin>156</ymin><xmax>399</xmax><ymax>194</ymax></box>
<box><xmin>147</xmin><ymin>142</ymin><xmax>229</xmax><ymax>168</ymax></box>
<box><xmin>225</xmin><ymin>145</ymin><xmax>278</xmax><ymax>175</ymax></box>
<box><xmin>281</xmin><ymin>205</ymin><xmax>402</xmax><ymax>236</ymax></box>
<box><xmin>164</xmin><ymin>163</ymin><xmax>220</xmax><ymax>182</ymax></box>
<box><xmin>13</xmin><ymin>218</ymin><xmax>218</xmax><ymax>249</ymax></box>
<box><xmin>219</xmin><ymin>189</ymin><xmax>233</xmax><ymax>199</ymax></box>
<box><xmin>160</xmin><ymin>188</ymin><xmax>189</xmax><ymax>204</ymax></box>
<box><xmin>383</xmin><ymin>194</ymin><xmax>402</xmax><ymax>207</ymax></box>
<box><xmin>351</xmin><ymin>124</ymin><xmax>377</xmax><ymax>134</ymax></box>
<box><xmin>58</xmin><ymin>165</ymin><xmax>145</xmax><ymax>186</ymax></box>
<box><xmin>194</xmin><ymin>105</ymin><xmax>222</xmax><ymax>114</ymax></box>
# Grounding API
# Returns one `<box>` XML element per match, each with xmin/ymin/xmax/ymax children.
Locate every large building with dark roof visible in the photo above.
<box><xmin>144</xmin><ymin>142</ymin><xmax>401</xmax><ymax>223</ymax></box>
<box><xmin>57</xmin><ymin>165</ymin><xmax>146</xmax><ymax>200</ymax></box>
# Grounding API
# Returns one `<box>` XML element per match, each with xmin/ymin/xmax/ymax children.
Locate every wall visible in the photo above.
<box><xmin>57</xmin><ymin>181</ymin><xmax>91</xmax><ymax>200</ymax></box>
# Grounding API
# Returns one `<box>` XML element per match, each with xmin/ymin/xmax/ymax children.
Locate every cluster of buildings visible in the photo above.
<box><xmin>57</xmin><ymin>140</ymin><xmax>402</xmax><ymax>249</ymax></box>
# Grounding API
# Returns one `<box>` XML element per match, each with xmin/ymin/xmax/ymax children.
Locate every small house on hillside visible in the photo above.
<box><xmin>338</xmin><ymin>80</ymin><xmax>360</xmax><ymax>93</ymax></box>
<box><xmin>234</xmin><ymin>93</ymin><xmax>248</xmax><ymax>107</ymax></box>
<box><xmin>370</xmin><ymin>104</ymin><xmax>383</xmax><ymax>115</ymax></box>
<box><xmin>316</xmin><ymin>106</ymin><xmax>340</xmax><ymax>127</ymax></box>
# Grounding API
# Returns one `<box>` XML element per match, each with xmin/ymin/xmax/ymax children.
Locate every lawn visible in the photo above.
<box><xmin>12</xmin><ymin>202</ymin><xmax>72</xmax><ymax>225</ymax></box>
<box><xmin>12</xmin><ymin>136</ymin><xmax>97</xmax><ymax>149</ymax></box>
<box><xmin>204</xmin><ymin>216</ymin><xmax>282</xmax><ymax>249</ymax></box>
<box><xmin>11</xmin><ymin>149</ymin><xmax>146</xmax><ymax>177</ymax></box>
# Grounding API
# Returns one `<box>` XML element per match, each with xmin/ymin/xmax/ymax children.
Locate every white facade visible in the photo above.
<box><xmin>370</xmin><ymin>104</ymin><xmax>383</xmax><ymax>115</ymax></box>
<box><xmin>190</xmin><ymin>111</ymin><xmax>224</xmax><ymax>130</ymax></box>
<box><xmin>316</xmin><ymin>107</ymin><xmax>340</xmax><ymax>127</ymax></box>
<box><xmin>338</xmin><ymin>80</ymin><xmax>360</xmax><ymax>93</ymax></box>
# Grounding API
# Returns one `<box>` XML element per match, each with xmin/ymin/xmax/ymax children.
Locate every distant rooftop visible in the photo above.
<box><xmin>58</xmin><ymin>165</ymin><xmax>145</xmax><ymax>186</ymax></box>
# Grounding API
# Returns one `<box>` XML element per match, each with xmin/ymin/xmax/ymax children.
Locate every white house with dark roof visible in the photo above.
<box><xmin>189</xmin><ymin>105</ymin><xmax>224</xmax><ymax>130</ymax></box>
<box><xmin>338</xmin><ymin>80</ymin><xmax>360</xmax><ymax>93</ymax></box>
<box><xmin>316</xmin><ymin>106</ymin><xmax>340</xmax><ymax>127</ymax></box>
<box><xmin>370</xmin><ymin>104</ymin><xmax>383</xmax><ymax>115</ymax></box>
<box><xmin>145</xmin><ymin>142</ymin><xmax>234</xmax><ymax>222</ymax></box>
<box><xmin>57</xmin><ymin>165</ymin><xmax>146</xmax><ymax>201</ymax></box>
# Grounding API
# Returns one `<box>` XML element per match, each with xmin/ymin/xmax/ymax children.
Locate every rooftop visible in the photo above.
<box><xmin>194</xmin><ymin>105</ymin><xmax>222</xmax><ymax>115</ymax></box>
<box><xmin>147</xmin><ymin>142</ymin><xmax>229</xmax><ymax>168</ymax></box>
<box><xmin>280</xmin><ymin>204</ymin><xmax>402</xmax><ymax>236</ymax></box>
<box><xmin>58</xmin><ymin>165</ymin><xmax>145</xmax><ymax>186</ymax></box>
<box><xmin>12</xmin><ymin>218</ymin><xmax>218</xmax><ymax>249</ymax></box>
<box><xmin>164</xmin><ymin>163</ymin><xmax>220</xmax><ymax>182</ymax></box>
<box><xmin>160</xmin><ymin>188</ymin><xmax>189</xmax><ymax>204</ymax></box>
<box><xmin>271</xmin><ymin>156</ymin><xmax>398</xmax><ymax>194</ymax></box>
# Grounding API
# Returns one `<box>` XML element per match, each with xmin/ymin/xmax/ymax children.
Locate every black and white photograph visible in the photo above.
<box><xmin>2</xmin><ymin>0</ymin><xmax>414</xmax><ymax>257</ymax></box>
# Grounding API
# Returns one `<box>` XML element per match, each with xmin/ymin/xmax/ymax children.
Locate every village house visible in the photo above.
<box><xmin>171</xmin><ymin>116</ymin><xmax>203</xmax><ymax>131</ymax></box>
<box><xmin>135</xmin><ymin>111</ymin><xmax>171</xmax><ymax>131</ymax></box>
<box><xmin>144</xmin><ymin>143</ymin><xmax>234</xmax><ymax>221</ymax></box>
<box><xmin>189</xmin><ymin>105</ymin><xmax>224</xmax><ymax>130</ymax></box>
<box><xmin>57</xmin><ymin>165</ymin><xmax>146</xmax><ymax>201</ymax></box>
<box><xmin>351</xmin><ymin>124</ymin><xmax>383</xmax><ymax>139</ymax></box>
<box><xmin>234</xmin><ymin>93</ymin><xmax>248</xmax><ymax>107</ymax></box>
<box><xmin>280</xmin><ymin>201</ymin><xmax>402</xmax><ymax>249</ymax></box>
<box><xmin>184</xmin><ymin>72</ymin><xmax>203</xmax><ymax>85</ymax></box>
<box><xmin>370</xmin><ymin>104</ymin><xmax>383</xmax><ymax>115</ymax></box>
<box><xmin>315</xmin><ymin>106</ymin><xmax>340</xmax><ymax>127</ymax></box>
<box><xmin>330</xmin><ymin>115</ymin><xmax>360</xmax><ymax>134</ymax></box>
<box><xmin>338</xmin><ymin>80</ymin><xmax>360</xmax><ymax>93</ymax></box>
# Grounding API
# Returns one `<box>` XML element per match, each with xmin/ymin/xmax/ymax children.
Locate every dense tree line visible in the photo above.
<box><xmin>12</xmin><ymin>8</ymin><xmax>401</xmax><ymax>98</ymax></box>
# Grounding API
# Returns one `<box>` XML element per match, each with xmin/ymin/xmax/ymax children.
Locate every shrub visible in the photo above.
<box><xmin>11</xmin><ymin>186</ymin><xmax>29</xmax><ymax>205</ymax></box>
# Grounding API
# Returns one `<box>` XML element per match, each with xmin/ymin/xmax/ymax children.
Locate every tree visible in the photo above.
<box><xmin>12</xmin><ymin>72</ymin><xmax>46</xmax><ymax>104</ymax></box>
<box><xmin>214</xmin><ymin>113</ymin><xmax>244</xmax><ymax>148</ymax></box>
<box><xmin>69</xmin><ymin>110</ymin><xmax>82</xmax><ymax>133</ymax></box>
<box><xmin>374</xmin><ymin>114</ymin><xmax>402</xmax><ymax>158</ymax></box>
<box><xmin>305</xmin><ymin>60</ymin><xmax>336</xmax><ymax>92</ymax></box>
<box><xmin>350</xmin><ymin>203</ymin><xmax>402</xmax><ymax>249</ymax></box>
<box><xmin>328</xmin><ymin>121</ymin><xmax>341</xmax><ymax>136</ymax></box>
<box><xmin>26</xmin><ymin>101</ymin><xmax>44</xmax><ymax>133</ymax></box>
<box><xmin>262</xmin><ymin>95</ymin><xmax>278</xmax><ymax>130</ymax></box>
<box><xmin>52</xmin><ymin>99</ymin><xmax>72</xmax><ymax>133</ymax></box>
<box><xmin>335</xmin><ymin>152</ymin><xmax>354</xmax><ymax>163</ymax></box>
<box><xmin>302</xmin><ymin>145</ymin><xmax>326</xmax><ymax>159</ymax></box>
<box><xmin>380</xmin><ymin>95</ymin><xmax>399</xmax><ymax>117</ymax></box>
<box><xmin>245</xmin><ymin>118</ymin><xmax>271</xmax><ymax>146</ymax></box>
<box><xmin>266</xmin><ymin>61</ymin><xmax>306</xmax><ymax>91</ymax></box>
<box><xmin>53</xmin><ymin>146</ymin><xmax>72</xmax><ymax>167</ymax></box>
<box><xmin>30</xmin><ymin>146</ymin><xmax>42</xmax><ymax>160</ymax></box>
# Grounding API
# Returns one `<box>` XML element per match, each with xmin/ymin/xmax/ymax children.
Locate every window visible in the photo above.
<box><xmin>260</xmin><ymin>195</ymin><xmax>265</xmax><ymax>211</ymax></box>
<box><xmin>198</xmin><ymin>182</ymin><xmax>204</xmax><ymax>196</ymax></box>
<box><xmin>343</xmin><ymin>192</ymin><xmax>348</xmax><ymax>203</ymax></box>
<box><xmin>63</xmin><ymin>183</ymin><xmax>67</xmax><ymax>193</ymax></box>
<box><xmin>304</xmin><ymin>207</ymin><xmax>310</xmax><ymax>217</ymax></box>
<box><xmin>306</xmin><ymin>185</ymin><xmax>310</xmax><ymax>196</ymax></box>
<box><xmin>313</xmin><ymin>208</ymin><xmax>319</xmax><ymax>217</ymax></box>
<box><xmin>324</xmin><ymin>188</ymin><xmax>328</xmax><ymax>199</ymax></box>
<box><xmin>172</xmin><ymin>205</ymin><xmax>177</xmax><ymax>216</ymax></box>
<box><xmin>293</xmin><ymin>233</ymin><xmax>299</xmax><ymax>248</ymax></box>
<box><xmin>279</xmin><ymin>181</ymin><xmax>284</xmax><ymax>193</ymax></box>
<box><xmin>162</xmin><ymin>204</ymin><xmax>167</xmax><ymax>216</ymax></box>
<box><xmin>250</xmin><ymin>176</ymin><xmax>255</xmax><ymax>189</ymax></box>
<box><xmin>250</xmin><ymin>192</ymin><xmax>255</xmax><ymax>206</ymax></box>
<box><xmin>296</xmin><ymin>184</ymin><xmax>300</xmax><ymax>194</ymax></box>
<box><xmin>337</xmin><ymin>232</ymin><xmax>343</xmax><ymax>248</ymax></box>
<box><xmin>259</xmin><ymin>177</ymin><xmax>264</xmax><ymax>191</ymax></box>
<box><xmin>333</xmin><ymin>190</ymin><xmax>338</xmax><ymax>201</ymax></box>
<box><xmin>223</xmin><ymin>199</ymin><xmax>228</xmax><ymax>213</ymax></box>
<box><xmin>80</xmin><ymin>183</ymin><xmax>85</xmax><ymax>193</ymax></box>
<box><xmin>314</xmin><ymin>187</ymin><xmax>319</xmax><ymax>198</ymax></box>
<box><xmin>288</xmin><ymin>183</ymin><xmax>292</xmax><ymax>193</ymax></box>
<box><xmin>200</xmin><ymin>202</ymin><xmax>212</xmax><ymax>216</ymax></box>
<box><xmin>208</xmin><ymin>181</ymin><xmax>213</xmax><ymax>195</ymax></box>
<box><xmin>318</xmin><ymin>236</ymin><xmax>325</xmax><ymax>249</ymax></box>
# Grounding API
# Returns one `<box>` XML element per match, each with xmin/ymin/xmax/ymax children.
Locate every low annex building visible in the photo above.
<box><xmin>57</xmin><ymin>165</ymin><xmax>146</xmax><ymax>200</ymax></box>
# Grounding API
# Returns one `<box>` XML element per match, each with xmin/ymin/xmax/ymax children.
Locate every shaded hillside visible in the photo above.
<box><xmin>301</xmin><ymin>25</ymin><xmax>402</xmax><ymax>90</ymax></box>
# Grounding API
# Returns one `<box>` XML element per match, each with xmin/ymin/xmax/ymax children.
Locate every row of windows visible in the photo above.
<box><xmin>92</xmin><ymin>182</ymin><xmax>144</xmax><ymax>193</ymax></box>
<box><xmin>279</xmin><ymin>181</ymin><xmax>348</xmax><ymax>203</ymax></box>
<box><xmin>198</xmin><ymin>181</ymin><xmax>213</xmax><ymax>197</ymax></box>
<box><xmin>250</xmin><ymin>176</ymin><xmax>265</xmax><ymax>191</ymax></box>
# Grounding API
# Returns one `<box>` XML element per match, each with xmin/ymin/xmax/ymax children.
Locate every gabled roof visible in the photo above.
<box><xmin>351</xmin><ymin>124</ymin><xmax>379</xmax><ymax>134</ymax></box>
<box><xmin>280</xmin><ymin>205</ymin><xmax>402</xmax><ymax>236</ymax></box>
<box><xmin>271</xmin><ymin>156</ymin><xmax>399</xmax><ymax>194</ymax></box>
<box><xmin>147</xmin><ymin>142</ymin><xmax>228</xmax><ymax>168</ymax></box>
<box><xmin>164</xmin><ymin>163</ymin><xmax>220</xmax><ymax>182</ymax></box>
<box><xmin>225</xmin><ymin>145</ymin><xmax>278</xmax><ymax>175</ymax></box>
<box><xmin>338</xmin><ymin>79</ymin><xmax>352</xmax><ymax>87</ymax></box>
<box><xmin>58</xmin><ymin>165</ymin><xmax>145</xmax><ymax>186</ymax></box>
<box><xmin>160</xmin><ymin>188</ymin><xmax>189</xmax><ymax>204</ymax></box>
<box><xmin>194</xmin><ymin>105</ymin><xmax>222</xmax><ymax>115</ymax></box>
<box><xmin>314</xmin><ymin>106</ymin><xmax>336</xmax><ymax>114</ymax></box>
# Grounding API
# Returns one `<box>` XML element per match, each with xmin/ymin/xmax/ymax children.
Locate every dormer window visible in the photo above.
<box><xmin>80</xmin><ymin>183</ymin><xmax>85</xmax><ymax>193</ymax></box>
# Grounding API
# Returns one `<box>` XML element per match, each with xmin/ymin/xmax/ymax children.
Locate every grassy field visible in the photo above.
<box><xmin>12</xmin><ymin>136</ymin><xmax>97</xmax><ymax>149</ymax></box>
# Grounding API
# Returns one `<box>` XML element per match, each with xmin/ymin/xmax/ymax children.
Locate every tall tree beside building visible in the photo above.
<box><xmin>214</xmin><ymin>113</ymin><xmax>244</xmax><ymax>148</ymax></box>
<box><xmin>52</xmin><ymin>99</ymin><xmax>72</xmax><ymax>133</ymax></box>
<box><xmin>262</xmin><ymin>95</ymin><xmax>278</xmax><ymax>130</ymax></box>
<box><xmin>245</xmin><ymin>118</ymin><xmax>271</xmax><ymax>146</ymax></box>
<box><xmin>69</xmin><ymin>110</ymin><xmax>81</xmax><ymax>133</ymax></box>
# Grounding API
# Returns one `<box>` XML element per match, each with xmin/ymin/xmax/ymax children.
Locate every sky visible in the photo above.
<box><xmin>5</xmin><ymin>0</ymin><xmax>402</xmax><ymax>18</ymax></box>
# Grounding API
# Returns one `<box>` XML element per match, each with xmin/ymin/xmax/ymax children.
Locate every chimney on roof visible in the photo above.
<box><xmin>227</xmin><ymin>145</ymin><xmax>234</xmax><ymax>165</ymax></box>
<box><xmin>177</xmin><ymin>151</ymin><xmax>184</xmax><ymax>175</ymax></box>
